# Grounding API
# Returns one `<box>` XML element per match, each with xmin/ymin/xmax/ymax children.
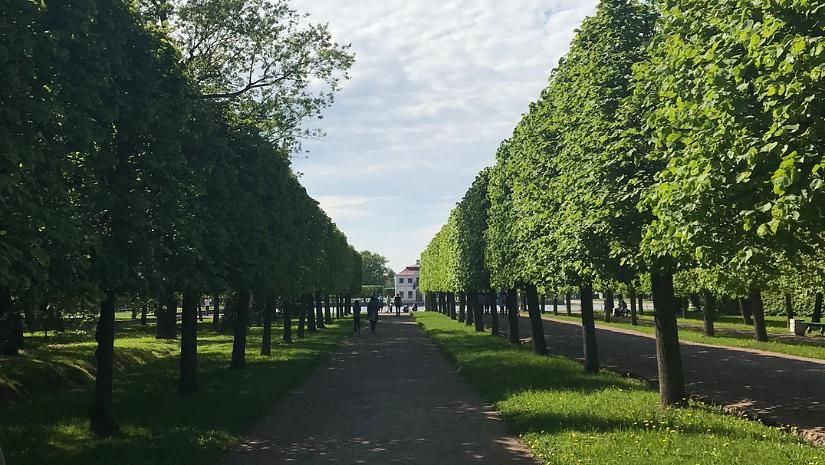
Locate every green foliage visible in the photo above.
<box><xmin>359</xmin><ymin>250</ymin><xmax>394</xmax><ymax>287</ymax></box>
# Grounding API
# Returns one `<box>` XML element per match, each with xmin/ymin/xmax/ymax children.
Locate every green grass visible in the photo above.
<box><xmin>544</xmin><ymin>313</ymin><xmax>825</xmax><ymax>361</ymax></box>
<box><xmin>0</xmin><ymin>318</ymin><xmax>350</xmax><ymax>465</ymax></box>
<box><xmin>415</xmin><ymin>312</ymin><xmax>824</xmax><ymax>465</ymax></box>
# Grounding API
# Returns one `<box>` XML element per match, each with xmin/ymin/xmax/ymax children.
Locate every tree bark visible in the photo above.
<box><xmin>490</xmin><ymin>295</ymin><xmax>500</xmax><ymax>336</ymax></box>
<box><xmin>506</xmin><ymin>288</ymin><xmax>519</xmax><ymax>343</ymax></box>
<box><xmin>197</xmin><ymin>302</ymin><xmax>203</xmax><ymax>322</ymax></box>
<box><xmin>783</xmin><ymin>292</ymin><xmax>794</xmax><ymax>323</ymax></box>
<box><xmin>465</xmin><ymin>292</ymin><xmax>474</xmax><ymax>326</ymax></box>
<box><xmin>345</xmin><ymin>294</ymin><xmax>352</xmax><ymax>317</ymax></box>
<box><xmin>603</xmin><ymin>289</ymin><xmax>614</xmax><ymax>322</ymax></box>
<box><xmin>629</xmin><ymin>288</ymin><xmax>638</xmax><ymax>326</ymax></box>
<box><xmin>458</xmin><ymin>292</ymin><xmax>466</xmax><ymax>323</ymax></box>
<box><xmin>140</xmin><ymin>304</ymin><xmax>148</xmax><ymax>326</ymax></box>
<box><xmin>580</xmin><ymin>283</ymin><xmax>599</xmax><ymax>373</ymax></box>
<box><xmin>230</xmin><ymin>290</ymin><xmax>250</xmax><ymax>369</ymax></box>
<box><xmin>155</xmin><ymin>295</ymin><xmax>177</xmax><ymax>339</ymax></box>
<box><xmin>565</xmin><ymin>293</ymin><xmax>572</xmax><ymax>316</ymax></box>
<box><xmin>747</xmin><ymin>288</ymin><xmax>769</xmax><ymax>342</ymax></box>
<box><xmin>738</xmin><ymin>297</ymin><xmax>753</xmax><ymax>325</ymax></box>
<box><xmin>525</xmin><ymin>284</ymin><xmax>547</xmax><ymax>355</ymax></box>
<box><xmin>324</xmin><ymin>294</ymin><xmax>332</xmax><ymax>325</ymax></box>
<box><xmin>316</xmin><ymin>294</ymin><xmax>326</xmax><ymax>329</ymax></box>
<box><xmin>0</xmin><ymin>287</ymin><xmax>22</xmax><ymax>355</ymax></box>
<box><xmin>471</xmin><ymin>291</ymin><xmax>485</xmax><ymax>332</ymax></box>
<box><xmin>637</xmin><ymin>294</ymin><xmax>644</xmax><ymax>315</ymax></box>
<box><xmin>178</xmin><ymin>291</ymin><xmax>199</xmax><ymax>394</ymax></box>
<box><xmin>89</xmin><ymin>290</ymin><xmax>119</xmax><ymax>436</ymax></box>
<box><xmin>211</xmin><ymin>293</ymin><xmax>220</xmax><ymax>329</ymax></box>
<box><xmin>552</xmin><ymin>295</ymin><xmax>559</xmax><ymax>315</ymax></box>
<box><xmin>650</xmin><ymin>269</ymin><xmax>686</xmax><ymax>407</ymax></box>
<box><xmin>308</xmin><ymin>294</ymin><xmax>317</xmax><ymax>331</ymax></box>
<box><xmin>261</xmin><ymin>293</ymin><xmax>275</xmax><ymax>356</ymax></box>
<box><xmin>813</xmin><ymin>292</ymin><xmax>823</xmax><ymax>323</ymax></box>
<box><xmin>297</xmin><ymin>298</ymin><xmax>307</xmax><ymax>339</ymax></box>
<box><xmin>283</xmin><ymin>300</ymin><xmax>293</xmax><ymax>343</ymax></box>
<box><xmin>701</xmin><ymin>289</ymin><xmax>715</xmax><ymax>337</ymax></box>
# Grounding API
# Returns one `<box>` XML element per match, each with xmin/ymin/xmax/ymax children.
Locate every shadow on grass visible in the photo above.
<box><xmin>415</xmin><ymin>313</ymin><xmax>813</xmax><ymax>448</ymax></box>
<box><xmin>0</xmin><ymin>321</ymin><xmax>351</xmax><ymax>465</ymax></box>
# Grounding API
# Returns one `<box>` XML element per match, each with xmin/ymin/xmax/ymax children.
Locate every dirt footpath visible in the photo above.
<box><xmin>219</xmin><ymin>315</ymin><xmax>537</xmax><ymax>464</ymax></box>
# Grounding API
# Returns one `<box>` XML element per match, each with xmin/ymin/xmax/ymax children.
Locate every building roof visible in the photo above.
<box><xmin>397</xmin><ymin>266</ymin><xmax>420</xmax><ymax>277</ymax></box>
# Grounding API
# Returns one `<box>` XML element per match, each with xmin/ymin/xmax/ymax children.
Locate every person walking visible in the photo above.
<box><xmin>367</xmin><ymin>296</ymin><xmax>379</xmax><ymax>334</ymax></box>
<box><xmin>352</xmin><ymin>299</ymin><xmax>361</xmax><ymax>334</ymax></box>
<box><xmin>394</xmin><ymin>293</ymin><xmax>402</xmax><ymax>316</ymax></box>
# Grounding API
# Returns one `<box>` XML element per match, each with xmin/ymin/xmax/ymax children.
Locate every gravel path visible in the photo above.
<box><xmin>219</xmin><ymin>315</ymin><xmax>537</xmax><ymax>465</ymax></box>
<box><xmin>491</xmin><ymin>313</ymin><xmax>825</xmax><ymax>444</ymax></box>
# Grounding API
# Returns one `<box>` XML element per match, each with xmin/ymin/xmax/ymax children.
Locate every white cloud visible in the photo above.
<box><xmin>291</xmin><ymin>0</ymin><xmax>598</xmax><ymax>270</ymax></box>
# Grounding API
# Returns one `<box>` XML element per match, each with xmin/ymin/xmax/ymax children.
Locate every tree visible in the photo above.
<box><xmin>360</xmin><ymin>251</ymin><xmax>395</xmax><ymax>287</ymax></box>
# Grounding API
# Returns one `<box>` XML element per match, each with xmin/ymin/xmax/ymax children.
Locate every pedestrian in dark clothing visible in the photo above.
<box><xmin>352</xmin><ymin>299</ymin><xmax>361</xmax><ymax>334</ymax></box>
<box><xmin>394</xmin><ymin>294</ymin><xmax>402</xmax><ymax>316</ymax></box>
<box><xmin>367</xmin><ymin>296</ymin><xmax>379</xmax><ymax>334</ymax></box>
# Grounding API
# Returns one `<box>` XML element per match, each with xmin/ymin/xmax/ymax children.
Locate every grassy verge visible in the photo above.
<box><xmin>415</xmin><ymin>312</ymin><xmax>824</xmax><ymax>465</ymax></box>
<box><xmin>545</xmin><ymin>313</ymin><xmax>825</xmax><ymax>361</ymax></box>
<box><xmin>0</xmin><ymin>319</ymin><xmax>350</xmax><ymax>465</ymax></box>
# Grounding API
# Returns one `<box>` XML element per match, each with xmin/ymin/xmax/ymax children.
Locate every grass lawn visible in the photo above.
<box><xmin>415</xmin><ymin>312</ymin><xmax>824</xmax><ymax>465</ymax></box>
<box><xmin>544</xmin><ymin>313</ymin><xmax>825</xmax><ymax>361</ymax></box>
<box><xmin>0</xmin><ymin>318</ymin><xmax>350</xmax><ymax>465</ymax></box>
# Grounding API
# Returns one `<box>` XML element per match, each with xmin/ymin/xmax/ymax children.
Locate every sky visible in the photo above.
<box><xmin>291</xmin><ymin>0</ymin><xmax>599</xmax><ymax>273</ymax></box>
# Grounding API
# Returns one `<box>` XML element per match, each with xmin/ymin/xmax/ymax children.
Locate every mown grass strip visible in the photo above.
<box><xmin>415</xmin><ymin>312</ymin><xmax>824</xmax><ymax>465</ymax></box>
<box><xmin>0</xmin><ymin>319</ymin><xmax>350</xmax><ymax>465</ymax></box>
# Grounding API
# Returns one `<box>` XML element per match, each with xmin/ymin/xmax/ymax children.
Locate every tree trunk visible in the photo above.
<box><xmin>458</xmin><ymin>292</ymin><xmax>466</xmax><ymax>323</ymax></box>
<box><xmin>650</xmin><ymin>269</ymin><xmax>686</xmax><ymax>407</ymax></box>
<box><xmin>197</xmin><ymin>302</ymin><xmax>203</xmax><ymax>322</ymax></box>
<box><xmin>471</xmin><ymin>291</ymin><xmax>485</xmax><ymax>332</ymax></box>
<box><xmin>603</xmin><ymin>289</ymin><xmax>614</xmax><ymax>322</ymax></box>
<box><xmin>345</xmin><ymin>294</ymin><xmax>352</xmax><ymax>317</ymax></box>
<box><xmin>506</xmin><ymin>288</ymin><xmax>519</xmax><ymax>343</ymax></box>
<box><xmin>261</xmin><ymin>293</ymin><xmax>275</xmax><ymax>356</ymax></box>
<box><xmin>0</xmin><ymin>287</ymin><xmax>22</xmax><ymax>355</ymax></box>
<box><xmin>552</xmin><ymin>295</ymin><xmax>559</xmax><ymax>315</ymax></box>
<box><xmin>211</xmin><ymin>293</ymin><xmax>220</xmax><ymax>329</ymax></box>
<box><xmin>89</xmin><ymin>290</ymin><xmax>119</xmax><ymax>436</ymax></box>
<box><xmin>178</xmin><ymin>291</ymin><xmax>199</xmax><ymax>394</ymax></box>
<box><xmin>565</xmin><ymin>293</ymin><xmax>572</xmax><ymax>316</ymax></box>
<box><xmin>324</xmin><ymin>294</ymin><xmax>332</xmax><ymax>325</ymax></box>
<box><xmin>140</xmin><ymin>304</ymin><xmax>148</xmax><ymax>326</ymax></box>
<box><xmin>490</xmin><ymin>295</ymin><xmax>500</xmax><ymax>336</ymax></box>
<box><xmin>316</xmin><ymin>294</ymin><xmax>326</xmax><ymax>329</ymax></box>
<box><xmin>297</xmin><ymin>298</ymin><xmax>307</xmax><ymax>339</ymax></box>
<box><xmin>813</xmin><ymin>292</ymin><xmax>823</xmax><ymax>323</ymax></box>
<box><xmin>308</xmin><ymin>294</ymin><xmax>318</xmax><ymax>331</ymax></box>
<box><xmin>738</xmin><ymin>297</ymin><xmax>753</xmax><ymax>325</ymax></box>
<box><xmin>637</xmin><ymin>294</ymin><xmax>644</xmax><ymax>315</ymax></box>
<box><xmin>465</xmin><ymin>293</ymin><xmax>474</xmax><ymax>326</ymax></box>
<box><xmin>156</xmin><ymin>295</ymin><xmax>177</xmax><ymax>339</ymax></box>
<box><xmin>701</xmin><ymin>289</ymin><xmax>715</xmax><ymax>337</ymax></box>
<box><xmin>580</xmin><ymin>283</ymin><xmax>599</xmax><ymax>373</ymax></box>
<box><xmin>629</xmin><ymin>288</ymin><xmax>638</xmax><ymax>326</ymax></box>
<box><xmin>283</xmin><ymin>300</ymin><xmax>293</xmax><ymax>344</ymax></box>
<box><xmin>230</xmin><ymin>290</ymin><xmax>250</xmax><ymax>369</ymax></box>
<box><xmin>525</xmin><ymin>284</ymin><xmax>547</xmax><ymax>355</ymax></box>
<box><xmin>783</xmin><ymin>292</ymin><xmax>794</xmax><ymax>323</ymax></box>
<box><xmin>540</xmin><ymin>294</ymin><xmax>546</xmax><ymax>314</ymax></box>
<box><xmin>747</xmin><ymin>288</ymin><xmax>769</xmax><ymax>342</ymax></box>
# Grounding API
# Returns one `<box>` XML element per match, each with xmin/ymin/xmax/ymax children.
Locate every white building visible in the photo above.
<box><xmin>394</xmin><ymin>260</ymin><xmax>423</xmax><ymax>305</ymax></box>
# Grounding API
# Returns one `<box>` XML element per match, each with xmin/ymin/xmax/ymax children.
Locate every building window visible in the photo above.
<box><xmin>399</xmin><ymin>277</ymin><xmax>404</xmax><ymax>284</ymax></box>
<box><xmin>408</xmin><ymin>291</ymin><xmax>413</xmax><ymax>298</ymax></box>
<box><xmin>407</xmin><ymin>278</ymin><xmax>413</xmax><ymax>283</ymax></box>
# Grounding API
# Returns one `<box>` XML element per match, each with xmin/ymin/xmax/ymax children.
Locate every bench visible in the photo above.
<box><xmin>807</xmin><ymin>322</ymin><xmax>825</xmax><ymax>336</ymax></box>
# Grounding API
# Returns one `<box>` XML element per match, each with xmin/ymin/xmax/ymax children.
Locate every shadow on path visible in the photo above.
<box><xmin>219</xmin><ymin>315</ymin><xmax>537</xmax><ymax>464</ymax></box>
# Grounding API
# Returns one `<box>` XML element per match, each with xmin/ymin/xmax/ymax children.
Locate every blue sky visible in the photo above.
<box><xmin>291</xmin><ymin>0</ymin><xmax>598</xmax><ymax>272</ymax></box>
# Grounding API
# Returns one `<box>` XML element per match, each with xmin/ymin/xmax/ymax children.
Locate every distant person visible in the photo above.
<box><xmin>394</xmin><ymin>293</ymin><xmax>402</xmax><ymax>316</ymax></box>
<box><xmin>352</xmin><ymin>299</ymin><xmax>361</xmax><ymax>334</ymax></box>
<box><xmin>367</xmin><ymin>296</ymin><xmax>380</xmax><ymax>334</ymax></box>
<box><xmin>412</xmin><ymin>302</ymin><xmax>418</xmax><ymax>312</ymax></box>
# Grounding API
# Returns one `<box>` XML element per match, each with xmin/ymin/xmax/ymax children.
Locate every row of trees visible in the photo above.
<box><xmin>421</xmin><ymin>0</ymin><xmax>824</xmax><ymax>407</ymax></box>
<box><xmin>1</xmin><ymin>0</ymin><xmax>359</xmax><ymax>435</ymax></box>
